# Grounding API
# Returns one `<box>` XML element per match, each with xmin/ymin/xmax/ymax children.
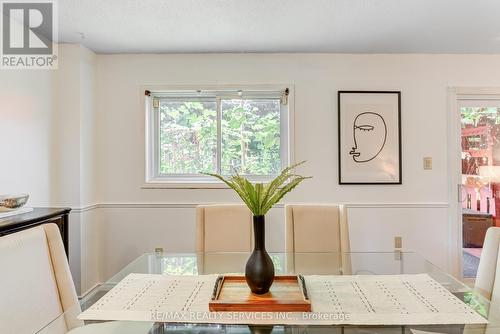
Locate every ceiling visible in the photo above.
<box><xmin>59</xmin><ymin>0</ymin><xmax>500</xmax><ymax>54</ymax></box>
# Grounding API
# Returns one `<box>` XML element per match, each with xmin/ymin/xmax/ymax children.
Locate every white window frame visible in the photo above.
<box><xmin>143</xmin><ymin>85</ymin><xmax>294</xmax><ymax>189</ymax></box>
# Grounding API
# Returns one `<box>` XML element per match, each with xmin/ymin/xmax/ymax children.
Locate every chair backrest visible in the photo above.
<box><xmin>195</xmin><ymin>204</ymin><xmax>253</xmax><ymax>252</ymax></box>
<box><xmin>195</xmin><ymin>204</ymin><xmax>254</xmax><ymax>274</ymax></box>
<box><xmin>285</xmin><ymin>204</ymin><xmax>351</xmax><ymax>274</ymax></box>
<box><xmin>475</xmin><ymin>227</ymin><xmax>500</xmax><ymax>301</ymax></box>
<box><xmin>0</xmin><ymin>224</ymin><xmax>79</xmax><ymax>334</ymax></box>
<box><xmin>285</xmin><ymin>204</ymin><xmax>350</xmax><ymax>253</ymax></box>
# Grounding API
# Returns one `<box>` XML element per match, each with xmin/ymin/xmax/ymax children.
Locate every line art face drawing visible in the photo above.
<box><xmin>349</xmin><ymin>112</ymin><xmax>387</xmax><ymax>163</ymax></box>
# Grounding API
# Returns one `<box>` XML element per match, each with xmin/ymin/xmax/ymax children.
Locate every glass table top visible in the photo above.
<box><xmin>36</xmin><ymin>252</ymin><xmax>499</xmax><ymax>334</ymax></box>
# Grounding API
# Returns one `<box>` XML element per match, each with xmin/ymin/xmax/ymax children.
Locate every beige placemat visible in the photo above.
<box><xmin>79</xmin><ymin>273</ymin><xmax>487</xmax><ymax>325</ymax></box>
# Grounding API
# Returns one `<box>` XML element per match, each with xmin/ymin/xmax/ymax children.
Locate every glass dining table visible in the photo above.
<box><xmin>37</xmin><ymin>252</ymin><xmax>499</xmax><ymax>334</ymax></box>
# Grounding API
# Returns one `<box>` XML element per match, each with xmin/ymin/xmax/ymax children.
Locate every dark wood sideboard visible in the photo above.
<box><xmin>0</xmin><ymin>208</ymin><xmax>71</xmax><ymax>257</ymax></box>
<box><xmin>462</xmin><ymin>208</ymin><xmax>493</xmax><ymax>248</ymax></box>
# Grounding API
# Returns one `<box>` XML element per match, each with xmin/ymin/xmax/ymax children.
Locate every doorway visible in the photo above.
<box><xmin>458</xmin><ymin>98</ymin><xmax>500</xmax><ymax>281</ymax></box>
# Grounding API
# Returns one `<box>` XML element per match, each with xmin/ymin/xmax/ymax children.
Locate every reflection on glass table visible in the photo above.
<box><xmin>37</xmin><ymin>252</ymin><xmax>498</xmax><ymax>334</ymax></box>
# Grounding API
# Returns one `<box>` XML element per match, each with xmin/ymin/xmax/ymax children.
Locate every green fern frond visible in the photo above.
<box><xmin>203</xmin><ymin>161</ymin><xmax>310</xmax><ymax>216</ymax></box>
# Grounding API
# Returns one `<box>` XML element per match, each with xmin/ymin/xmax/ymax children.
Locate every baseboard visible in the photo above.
<box><xmin>78</xmin><ymin>282</ymin><xmax>102</xmax><ymax>299</ymax></box>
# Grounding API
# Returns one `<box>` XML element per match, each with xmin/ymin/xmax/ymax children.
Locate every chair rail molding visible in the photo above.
<box><xmin>70</xmin><ymin>202</ymin><xmax>449</xmax><ymax>211</ymax></box>
<box><xmin>71</xmin><ymin>204</ymin><xmax>100</xmax><ymax>213</ymax></box>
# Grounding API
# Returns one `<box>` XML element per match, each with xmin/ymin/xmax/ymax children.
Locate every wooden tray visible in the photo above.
<box><xmin>209</xmin><ymin>275</ymin><xmax>311</xmax><ymax>312</ymax></box>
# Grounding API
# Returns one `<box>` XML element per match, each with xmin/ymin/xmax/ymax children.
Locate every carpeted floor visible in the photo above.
<box><xmin>463</xmin><ymin>249</ymin><xmax>481</xmax><ymax>278</ymax></box>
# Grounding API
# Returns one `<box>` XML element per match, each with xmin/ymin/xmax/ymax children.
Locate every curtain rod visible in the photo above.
<box><xmin>144</xmin><ymin>88</ymin><xmax>289</xmax><ymax>104</ymax></box>
<box><xmin>144</xmin><ymin>88</ymin><xmax>288</xmax><ymax>95</ymax></box>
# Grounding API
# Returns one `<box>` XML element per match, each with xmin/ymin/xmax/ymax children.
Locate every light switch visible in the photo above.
<box><xmin>423</xmin><ymin>157</ymin><xmax>432</xmax><ymax>170</ymax></box>
<box><xmin>394</xmin><ymin>236</ymin><xmax>402</xmax><ymax>249</ymax></box>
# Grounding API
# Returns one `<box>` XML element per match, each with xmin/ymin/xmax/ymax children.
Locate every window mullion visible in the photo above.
<box><xmin>216</xmin><ymin>97</ymin><xmax>222</xmax><ymax>174</ymax></box>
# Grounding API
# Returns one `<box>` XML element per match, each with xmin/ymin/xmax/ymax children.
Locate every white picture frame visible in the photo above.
<box><xmin>338</xmin><ymin>91</ymin><xmax>402</xmax><ymax>184</ymax></box>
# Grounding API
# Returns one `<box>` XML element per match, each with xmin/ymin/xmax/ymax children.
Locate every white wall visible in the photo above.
<box><xmin>0</xmin><ymin>44</ymin><xmax>97</xmax><ymax>295</ymax></box>
<box><xmin>0</xmin><ymin>44</ymin><xmax>96</xmax><ymax>208</ymax></box>
<box><xmin>94</xmin><ymin>54</ymin><xmax>500</xmax><ymax>205</ymax></box>
<box><xmin>52</xmin><ymin>44</ymin><xmax>98</xmax><ymax>294</ymax></box>
<box><xmin>83</xmin><ymin>53</ymin><xmax>500</xmax><ymax>292</ymax></box>
<box><xmin>5</xmin><ymin>51</ymin><xmax>500</xmax><ymax>295</ymax></box>
<box><xmin>0</xmin><ymin>70</ymin><xmax>54</xmax><ymax>205</ymax></box>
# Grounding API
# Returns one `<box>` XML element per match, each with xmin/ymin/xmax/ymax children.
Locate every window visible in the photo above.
<box><xmin>145</xmin><ymin>87</ymin><xmax>291</xmax><ymax>186</ymax></box>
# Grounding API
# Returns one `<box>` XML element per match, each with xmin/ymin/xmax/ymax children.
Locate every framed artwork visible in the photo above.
<box><xmin>338</xmin><ymin>91</ymin><xmax>401</xmax><ymax>184</ymax></box>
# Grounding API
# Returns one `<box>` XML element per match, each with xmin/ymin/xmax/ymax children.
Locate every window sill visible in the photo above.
<box><xmin>141</xmin><ymin>180</ymin><xmax>230</xmax><ymax>189</ymax></box>
<box><xmin>142</xmin><ymin>174</ymin><xmax>278</xmax><ymax>189</ymax></box>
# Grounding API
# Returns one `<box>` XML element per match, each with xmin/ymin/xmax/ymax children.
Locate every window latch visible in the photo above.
<box><xmin>153</xmin><ymin>97</ymin><xmax>160</xmax><ymax>108</ymax></box>
<box><xmin>281</xmin><ymin>88</ymin><xmax>289</xmax><ymax>105</ymax></box>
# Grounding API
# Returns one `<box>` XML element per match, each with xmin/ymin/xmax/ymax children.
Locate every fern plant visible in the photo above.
<box><xmin>204</xmin><ymin>161</ymin><xmax>311</xmax><ymax>216</ymax></box>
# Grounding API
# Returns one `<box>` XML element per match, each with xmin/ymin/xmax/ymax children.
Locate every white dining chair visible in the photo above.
<box><xmin>195</xmin><ymin>204</ymin><xmax>253</xmax><ymax>252</ymax></box>
<box><xmin>285</xmin><ymin>204</ymin><xmax>351</xmax><ymax>274</ymax></box>
<box><xmin>195</xmin><ymin>204</ymin><xmax>253</xmax><ymax>274</ymax></box>
<box><xmin>462</xmin><ymin>227</ymin><xmax>500</xmax><ymax>334</ymax></box>
<box><xmin>475</xmin><ymin>227</ymin><xmax>500</xmax><ymax>301</ymax></box>
<box><xmin>0</xmin><ymin>223</ymin><xmax>80</xmax><ymax>334</ymax></box>
<box><xmin>0</xmin><ymin>224</ymin><xmax>154</xmax><ymax>334</ymax></box>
